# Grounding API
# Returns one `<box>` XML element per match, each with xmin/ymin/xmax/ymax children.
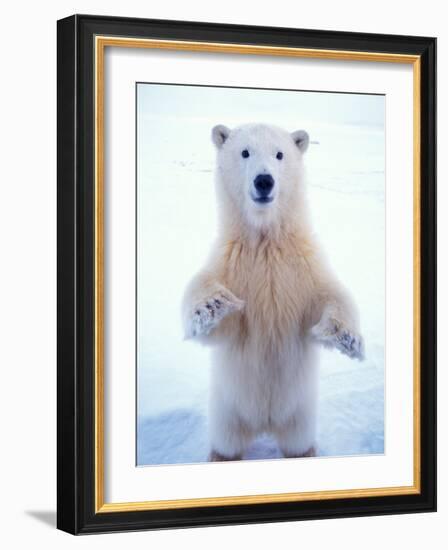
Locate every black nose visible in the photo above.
<box><xmin>254</xmin><ymin>174</ymin><xmax>274</xmax><ymax>197</ymax></box>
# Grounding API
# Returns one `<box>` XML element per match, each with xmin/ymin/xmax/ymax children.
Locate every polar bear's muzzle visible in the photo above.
<box><xmin>252</xmin><ymin>174</ymin><xmax>275</xmax><ymax>204</ymax></box>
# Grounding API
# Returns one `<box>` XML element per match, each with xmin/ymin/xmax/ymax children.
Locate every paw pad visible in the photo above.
<box><xmin>187</xmin><ymin>290</ymin><xmax>244</xmax><ymax>338</ymax></box>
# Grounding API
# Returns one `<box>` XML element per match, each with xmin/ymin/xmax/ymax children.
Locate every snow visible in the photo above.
<box><xmin>136</xmin><ymin>85</ymin><xmax>385</xmax><ymax>466</ymax></box>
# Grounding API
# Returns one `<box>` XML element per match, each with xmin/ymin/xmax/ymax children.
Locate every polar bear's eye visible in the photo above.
<box><xmin>241</xmin><ymin>149</ymin><xmax>250</xmax><ymax>159</ymax></box>
<box><xmin>276</xmin><ymin>151</ymin><xmax>284</xmax><ymax>160</ymax></box>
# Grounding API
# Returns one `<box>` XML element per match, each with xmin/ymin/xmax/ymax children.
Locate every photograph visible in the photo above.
<box><xmin>136</xmin><ymin>83</ymin><xmax>386</xmax><ymax>466</ymax></box>
<box><xmin>56</xmin><ymin>14</ymin><xmax>436</xmax><ymax>534</ymax></box>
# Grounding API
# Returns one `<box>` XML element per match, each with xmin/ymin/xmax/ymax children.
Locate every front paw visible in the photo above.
<box><xmin>311</xmin><ymin>318</ymin><xmax>364</xmax><ymax>360</ymax></box>
<box><xmin>185</xmin><ymin>289</ymin><xmax>244</xmax><ymax>339</ymax></box>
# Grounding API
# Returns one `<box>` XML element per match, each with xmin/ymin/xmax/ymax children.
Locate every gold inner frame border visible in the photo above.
<box><xmin>94</xmin><ymin>35</ymin><xmax>421</xmax><ymax>513</ymax></box>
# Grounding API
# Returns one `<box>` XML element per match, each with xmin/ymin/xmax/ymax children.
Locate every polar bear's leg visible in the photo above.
<box><xmin>208</xmin><ymin>398</ymin><xmax>254</xmax><ymax>462</ymax></box>
<box><xmin>274</xmin><ymin>404</ymin><xmax>318</xmax><ymax>459</ymax></box>
<box><xmin>209</xmin><ymin>449</ymin><xmax>242</xmax><ymax>462</ymax></box>
<box><xmin>282</xmin><ymin>444</ymin><xmax>317</xmax><ymax>458</ymax></box>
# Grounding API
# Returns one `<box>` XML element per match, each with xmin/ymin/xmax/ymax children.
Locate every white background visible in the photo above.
<box><xmin>0</xmin><ymin>1</ymin><xmax>443</xmax><ymax>548</ymax></box>
<box><xmin>106</xmin><ymin>50</ymin><xmax>412</xmax><ymax>501</ymax></box>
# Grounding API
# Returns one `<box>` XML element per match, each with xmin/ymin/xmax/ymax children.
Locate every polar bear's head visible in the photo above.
<box><xmin>211</xmin><ymin>123</ymin><xmax>309</xmax><ymax>232</ymax></box>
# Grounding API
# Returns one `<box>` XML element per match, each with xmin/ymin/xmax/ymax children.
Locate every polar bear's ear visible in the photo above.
<box><xmin>291</xmin><ymin>130</ymin><xmax>310</xmax><ymax>154</ymax></box>
<box><xmin>212</xmin><ymin>125</ymin><xmax>231</xmax><ymax>149</ymax></box>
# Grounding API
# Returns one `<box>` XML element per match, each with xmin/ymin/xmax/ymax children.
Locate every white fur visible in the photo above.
<box><xmin>182</xmin><ymin>123</ymin><xmax>364</xmax><ymax>460</ymax></box>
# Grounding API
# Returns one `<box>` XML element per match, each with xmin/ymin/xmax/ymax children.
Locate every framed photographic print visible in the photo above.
<box><xmin>57</xmin><ymin>14</ymin><xmax>436</xmax><ymax>534</ymax></box>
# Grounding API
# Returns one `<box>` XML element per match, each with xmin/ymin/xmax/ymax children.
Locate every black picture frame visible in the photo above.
<box><xmin>57</xmin><ymin>14</ymin><xmax>436</xmax><ymax>535</ymax></box>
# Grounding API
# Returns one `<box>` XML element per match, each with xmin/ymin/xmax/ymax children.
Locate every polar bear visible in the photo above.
<box><xmin>182</xmin><ymin>123</ymin><xmax>364</xmax><ymax>461</ymax></box>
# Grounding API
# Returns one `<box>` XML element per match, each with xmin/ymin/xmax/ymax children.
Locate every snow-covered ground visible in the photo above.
<box><xmin>136</xmin><ymin>85</ymin><xmax>385</xmax><ymax>466</ymax></box>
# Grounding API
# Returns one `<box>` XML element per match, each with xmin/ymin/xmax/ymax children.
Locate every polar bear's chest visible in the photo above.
<box><xmin>223</xmin><ymin>243</ymin><xmax>315</xmax><ymax>342</ymax></box>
